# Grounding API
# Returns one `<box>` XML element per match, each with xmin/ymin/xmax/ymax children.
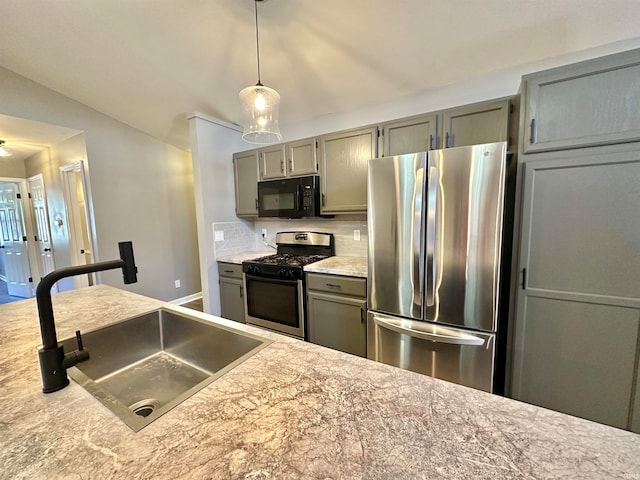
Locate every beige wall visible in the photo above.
<box><xmin>0</xmin><ymin>158</ymin><xmax>26</xmax><ymax>178</ymax></box>
<box><xmin>0</xmin><ymin>66</ymin><xmax>200</xmax><ymax>301</ymax></box>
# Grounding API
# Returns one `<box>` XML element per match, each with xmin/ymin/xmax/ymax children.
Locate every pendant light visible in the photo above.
<box><xmin>239</xmin><ymin>0</ymin><xmax>282</xmax><ymax>144</ymax></box>
<box><xmin>0</xmin><ymin>140</ymin><xmax>11</xmax><ymax>157</ymax></box>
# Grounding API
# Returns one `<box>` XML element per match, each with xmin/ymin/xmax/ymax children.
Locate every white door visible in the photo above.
<box><xmin>28</xmin><ymin>174</ymin><xmax>56</xmax><ymax>291</ymax></box>
<box><xmin>60</xmin><ymin>163</ymin><xmax>93</xmax><ymax>288</ymax></box>
<box><xmin>0</xmin><ymin>182</ymin><xmax>32</xmax><ymax>297</ymax></box>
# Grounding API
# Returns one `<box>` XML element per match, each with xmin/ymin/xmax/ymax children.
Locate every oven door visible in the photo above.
<box><xmin>244</xmin><ymin>273</ymin><xmax>305</xmax><ymax>338</ymax></box>
<box><xmin>258</xmin><ymin>178</ymin><xmax>302</xmax><ymax>218</ymax></box>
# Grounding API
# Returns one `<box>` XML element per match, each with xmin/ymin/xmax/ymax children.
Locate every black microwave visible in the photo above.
<box><xmin>257</xmin><ymin>176</ymin><xmax>321</xmax><ymax>218</ymax></box>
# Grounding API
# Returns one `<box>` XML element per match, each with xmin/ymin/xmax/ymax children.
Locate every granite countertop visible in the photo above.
<box><xmin>216</xmin><ymin>250</ymin><xmax>273</xmax><ymax>264</ymax></box>
<box><xmin>304</xmin><ymin>256</ymin><xmax>368</xmax><ymax>278</ymax></box>
<box><xmin>2</xmin><ymin>285</ymin><xmax>639</xmax><ymax>479</ymax></box>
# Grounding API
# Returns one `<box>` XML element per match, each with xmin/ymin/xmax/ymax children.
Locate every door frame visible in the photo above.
<box><xmin>60</xmin><ymin>161</ymin><xmax>97</xmax><ymax>288</ymax></box>
<box><xmin>0</xmin><ymin>176</ymin><xmax>38</xmax><ymax>297</ymax></box>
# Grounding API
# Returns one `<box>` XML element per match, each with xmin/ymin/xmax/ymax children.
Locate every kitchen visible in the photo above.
<box><xmin>1</xmin><ymin>1</ymin><xmax>640</xmax><ymax>478</ymax></box>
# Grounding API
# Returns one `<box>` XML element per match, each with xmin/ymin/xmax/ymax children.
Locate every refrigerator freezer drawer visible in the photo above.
<box><xmin>367</xmin><ymin>312</ymin><xmax>495</xmax><ymax>392</ymax></box>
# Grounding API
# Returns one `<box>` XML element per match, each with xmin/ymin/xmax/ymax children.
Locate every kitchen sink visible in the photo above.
<box><xmin>61</xmin><ymin>308</ymin><xmax>271</xmax><ymax>431</ymax></box>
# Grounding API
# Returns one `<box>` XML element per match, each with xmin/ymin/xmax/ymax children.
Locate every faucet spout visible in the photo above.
<box><xmin>37</xmin><ymin>241</ymin><xmax>138</xmax><ymax>393</ymax></box>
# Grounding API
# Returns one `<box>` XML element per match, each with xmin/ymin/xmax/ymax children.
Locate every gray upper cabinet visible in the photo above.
<box><xmin>286</xmin><ymin>138</ymin><xmax>318</xmax><ymax>176</ymax></box>
<box><xmin>381</xmin><ymin>114</ymin><xmax>438</xmax><ymax>156</ymax></box>
<box><xmin>233</xmin><ymin>150</ymin><xmax>259</xmax><ymax>216</ymax></box>
<box><xmin>522</xmin><ymin>49</ymin><xmax>640</xmax><ymax>153</ymax></box>
<box><xmin>318</xmin><ymin>126</ymin><xmax>377</xmax><ymax>213</ymax></box>
<box><xmin>260</xmin><ymin>144</ymin><xmax>286</xmax><ymax>180</ymax></box>
<box><xmin>442</xmin><ymin>99</ymin><xmax>511</xmax><ymax>149</ymax></box>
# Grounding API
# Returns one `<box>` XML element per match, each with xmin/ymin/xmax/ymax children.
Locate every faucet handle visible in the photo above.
<box><xmin>75</xmin><ymin>330</ymin><xmax>84</xmax><ymax>351</ymax></box>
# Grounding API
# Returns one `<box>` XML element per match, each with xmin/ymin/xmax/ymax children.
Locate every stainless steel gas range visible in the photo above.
<box><xmin>242</xmin><ymin>231</ymin><xmax>334</xmax><ymax>339</ymax></box>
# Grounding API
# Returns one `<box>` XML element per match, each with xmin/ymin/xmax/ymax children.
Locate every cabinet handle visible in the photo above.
<box><xmin>288</xmin><ymin>159</ymin><xmax>293</xmax><ymax>171</ymax></box>
<box><xmin>360</xmin><ymin>306</ymin><xmax>365</xmax><ymax>324</ymax></box>
<box><xmin>240</xmin><ymin>285</ymin><xmax>244</xmax><ymax>298</ymax></box>
<box><xmin>529</xmin><ymin>119</ymin><xmax>537</xmax><ymax>144</ymax></box>
<box><xmin>255</xmin><ymin>198</ymin><xmax>259</xmax><ymax>209</ymax></box>
<box><xmin>445</xmin><ymin>132</ymin><xmax>451</xmax><ymax>148</ymax></box>
<box><xmin>321</xmin><ymin>193</ymin><xmax>326</xmax><ymax>207</ymax></box>
<box><xmin>280</xmin><ymin>161</ymin><xmax>285</xmax><ymax>174</ymax></box>
<box><xmin>521</xmin><ymin>267</ymin><xmax>527</xmax><ymax>289</ymax></box>
<box><xmin>325</xmin><ymin>283</ymin><xmax>342</xmax><ymax>289</ymax></box>
<box><xmin>428</xmin><ymin>134</ymin><xmax>434</xmax><ymax>151</ymax></box>
<box><xmin>224</xmin><ymin>269</ymin><xmax>234</xmax><ymax>273</ymax></box>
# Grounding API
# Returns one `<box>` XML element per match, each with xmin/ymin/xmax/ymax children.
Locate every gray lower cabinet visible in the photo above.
<box><xmin>510</xmin><ymin>149</ymin><xmax>640</xmax><ymax>431</ymax></box>
<box><xmin>233</xmin><ymin>150</ymin><xmax>259</xmax><ymax>216</ymax></box>
<box><xmin>306</xmin><ymin>273</ymin><xmax>367</xmax><ymax>357</ymax></box>
<box><xmin>522</xmin><ymin>48</ymin><xmax>640</xmax><ymax>153</ymax></box>
<box><xmin>217</xmin><ymin>262</ymin><xmax>245</xmax><ymax>323</ymax></box>
<box><xmin>318</xmin><ymin>126</ymin><xmax>377</xmax><ymax>213</ymax></box>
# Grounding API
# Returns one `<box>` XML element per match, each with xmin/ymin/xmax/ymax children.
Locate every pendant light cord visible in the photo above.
<box><xmin>254</xmin><ymin>0</ymin><xmax>262</xmax><ymax>86</ymax></box>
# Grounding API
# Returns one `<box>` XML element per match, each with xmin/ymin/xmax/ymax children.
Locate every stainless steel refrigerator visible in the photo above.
<box><xmin>367</xmin><ymin>142</ymin><xmax>512</xmax><ymax>393</ymax></box>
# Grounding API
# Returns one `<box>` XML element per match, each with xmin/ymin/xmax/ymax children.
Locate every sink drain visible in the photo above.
<box><xmin>129</xmin><ymin>399</ymin><xmax>160</xmax><ymax>417</ymax></box>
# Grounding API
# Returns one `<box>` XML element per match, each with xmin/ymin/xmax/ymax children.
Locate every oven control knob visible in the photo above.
<box><xmin>277</xmin><ymin>268</ymin><xmax>287</xmax><ymax>277</ymax></box>
<box><xmin>249</xmin><ymin>265</ymin><xmax>261</xmax><ymax>274</ymax></box>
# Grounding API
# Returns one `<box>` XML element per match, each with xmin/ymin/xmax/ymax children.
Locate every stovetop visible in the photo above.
<box><xmin>249</xmin><ymin>253</ymin><xmax>329</xmax><ymax>268</ymax></box>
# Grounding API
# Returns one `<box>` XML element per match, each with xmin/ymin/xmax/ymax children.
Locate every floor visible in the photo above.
<box><xmin>0</xmin><ymin>280</ymin><xmax>25</xmax><ymax>305</ymax></box>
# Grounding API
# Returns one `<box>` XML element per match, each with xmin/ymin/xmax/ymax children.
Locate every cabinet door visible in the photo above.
<box><xmin>382</xmin><ymin>114</ymin><xmax>438</xmax><ymax>156</ymax></box>
<box><xmin>287</xmin><ymin>138</ymin><xmax>318</xmax><ymax>176</ymax></box>
<box><xmin>318</xmin><ymin>127</ymin><xmax>377</xmax><ymax>213</ymax></box>
<box><xmin>442</xmin><ymin>99</ymin><xmax>510</xmax><ymax>148</ymax></box>
<box><xmin>511</xmin><ymin>150</ymin><xmax>640</xmax><ymax>430</ymax></box>
<box><xmin>219</xmin><ymin>277</ymin><xmax>245</xmax><ymax>323</ymax></box>
<box><xmin>523</xmin><ymin>50</ymin><xmax>640</xmax><ymax>153</ymax></box>
<box><xmin>511</xmin><ymin>296</ymin><xmax>638</xmax><ymax>429</ymax></box>
<box><xmin>233</xmin><ymin>150</ymin><xmax>259</xmax><ymax>216</ymax></box>
<box><xmin>260</xmin><ymin>144</ymin><xmax>286</xmax><ymax>180</ymax></box>
<box><xmin>307</xmin><ymin>291</ymin><xmax>367</xmax><ymax>357</ymax></box>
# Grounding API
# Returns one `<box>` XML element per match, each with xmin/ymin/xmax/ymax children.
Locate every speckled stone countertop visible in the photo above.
<box><xmin>2</xmin><ymin>285</ymin><xmax>639</xmax><ymax>479</ymax></box>
<box><xmin>304</xmin><ymin>256</ymin><xmax>368</xmax><ymax>278</ymax></box>
<box><xmin>216</xmin><ymin>250</ymin><xmax>273</xmax><ymax>264</ymax></box>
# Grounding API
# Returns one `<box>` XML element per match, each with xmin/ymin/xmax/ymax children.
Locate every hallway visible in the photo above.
<box><xmin>0</xmin><ymin>279</ymin><xmax>24</xmax><ymax>305</ymax></box>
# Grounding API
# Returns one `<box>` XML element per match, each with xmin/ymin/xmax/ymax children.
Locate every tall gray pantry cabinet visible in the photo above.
<box><xmin>510</xmin><ymin>49</ymin><xmax>640</xmax><ymax>432</ymax></box>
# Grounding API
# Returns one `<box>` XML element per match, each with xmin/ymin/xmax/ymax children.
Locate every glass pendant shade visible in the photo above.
<box><xmin>0</xmin><ymin>140</ymin><xmax>11</xmax><ymax>157</ymax></box>
<box><xmin>239</xmin><ymin>83</ymin><xmax>282</xmax><ymax>144</ymax></box>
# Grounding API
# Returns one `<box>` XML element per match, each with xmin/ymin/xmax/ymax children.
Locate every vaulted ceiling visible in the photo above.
<box><xmin>1</xmin><ymin>0</ymin><xmax>640</xmax><ymax>151</ymax></box>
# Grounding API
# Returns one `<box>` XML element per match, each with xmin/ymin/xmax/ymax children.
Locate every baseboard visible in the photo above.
<box><xmin>169</xmin><ymin>292</ymin><xmax>203</xmax><ymax>305</ymax></box>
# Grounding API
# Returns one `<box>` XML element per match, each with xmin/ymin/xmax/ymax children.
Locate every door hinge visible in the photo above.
<box><xmin>28</xmin><ymin>192</ymin><xmax>32</xmax><ymax>199</ymax></box>
<box><xmin>34</xmin><ymin>235</ymin><xmax>38</xmax><ymax>241</ymax></box>
<box><xmin>315</xmin><ymin>140</ymin><xmax>318</xmax><ymax>149</ymax></box>
<box><xmin>22</xmin><ymin>235</ymin><xmax>27</xmax><ymax>242</ymax></box>
<box><xmin>28</xmin><ymin>277</ymin><xmax>33</xmax><ymax>283</ymax></box>
<box><xmin>16</xmin><ymin>193</ymin><xmax>21</xmax><ymax>199</ymax></box>
<box><xmin>521</xmin><ymin>267</ymin><xmax>527</xmax><ymax>289</ymax></box>
<box><xmin>509</xmin><ymin>102</ymin><xmax>514</xmax><ymax>114</ymax></box>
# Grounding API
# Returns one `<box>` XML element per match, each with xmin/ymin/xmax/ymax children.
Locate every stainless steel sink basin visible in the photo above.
<box><xmin>61</xmin><ymin>308</ymin><xmax>271</xmax><ymax>431</ymax></box>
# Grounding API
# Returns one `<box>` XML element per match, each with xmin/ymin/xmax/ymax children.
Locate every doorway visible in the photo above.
<box><xmin>0</xmin><ymin>179</ymin><xmax>33</xmax><ymax>303</ymax></box>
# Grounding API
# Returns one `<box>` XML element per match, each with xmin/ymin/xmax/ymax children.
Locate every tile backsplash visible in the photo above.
<box><xmin>254</xmin><ymin>217</ymin><xmax>368</xmax><ymax>257</ymax></box>
<box><xmin>213</xmin><ymin>217</ymin><xmax>368</xmax><ymax>259</ymax></box>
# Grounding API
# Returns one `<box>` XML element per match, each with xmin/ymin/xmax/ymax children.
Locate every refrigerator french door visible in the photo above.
<box><xmin>367</xmin><ymin>142</ymin><xmax>507</xmax><ymax>393</ymax></box>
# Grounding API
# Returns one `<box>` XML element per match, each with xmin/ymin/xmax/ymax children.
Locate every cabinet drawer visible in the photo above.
<box><xmin>217</xmin><ymin>262</ymin><xmax>243</xmax><ymax>279</ymax></box>
<box><xmin>306</xmin><ymin>273</ymin><xmax>366</xmax><ymax>297</ymax></box>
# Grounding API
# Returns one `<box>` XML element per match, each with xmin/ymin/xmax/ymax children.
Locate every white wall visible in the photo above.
<box><xmin>0</xmin><ymin>66</ymin><xmax>200</xmax><ymax>301</ymax></box>
<box><xmin>188</xmin><ymin>113</ymin><xmax>247</xmax><ymax>314</ymax></box>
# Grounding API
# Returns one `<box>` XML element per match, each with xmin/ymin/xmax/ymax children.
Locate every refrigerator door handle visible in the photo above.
<box><xmin>425</xmin><ymin>165</ymin><xmax>439</xmax><ymax>307</ymax></box>
<box><xmin>372</xmin><ymin>315</ymin><xmax>485</xmax><ymax>346</ymax></box>
<box><xmin>413</xmin><ymin>167</ymin><xmax>425</xmax><ymax>310</ymax></box>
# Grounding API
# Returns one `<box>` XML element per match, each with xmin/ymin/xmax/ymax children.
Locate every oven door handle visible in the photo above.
<box><xmin>245</xmin><ymin>273</ymin><xmax>300</xmax><ymax>286</ymax></box>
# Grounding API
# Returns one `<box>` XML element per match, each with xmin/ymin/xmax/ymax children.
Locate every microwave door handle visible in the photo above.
<box><xmin>372</xmin><ymin>315</ymin><xmax>485</xmax><ymax>346</ymax></box>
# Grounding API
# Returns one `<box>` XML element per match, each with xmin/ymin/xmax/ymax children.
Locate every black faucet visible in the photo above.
<box><xmin>37</xmin><ymin>241</ymin><xmax>138</xmax><ymax>393</ymax></box>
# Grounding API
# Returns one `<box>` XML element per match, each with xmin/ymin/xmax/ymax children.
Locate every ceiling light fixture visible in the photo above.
<box><xmin>239</xmin><ymin>0</ymin><xmax>282</xmax><ymax>145</ymax></box>
<box><xmin>0</xmin><ymin>140</ymin><xmax>12</xmax><ymax>157</ymax></box>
